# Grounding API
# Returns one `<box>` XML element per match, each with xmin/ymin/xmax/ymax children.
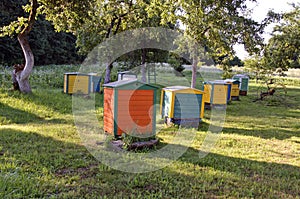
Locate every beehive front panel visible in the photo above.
<box><xmin>226</xmin><ymin>84</ymin><xmax>232</xmax><ymax>101</ymax></box>
<box><xmin>240</xmin><ymin>78</ymin><xmax>249</xmax><ymax>91</ymax></box>
<box><xmin>203</xmin><ymin>84</ymin><xmax>211</xmax><ymax>104</ymax></box>
<box><xmin>233</xmin><ymin>77</ymin><xmax>241</xmax><ymax>88</ymax></box>
<box><xmin>174</xmin><ymin>93</ymin><xmax>201</xmax><ymax>119</ymax></box>
<box><xmin>231</xmin><ymin>84</ymin><xmax>240</xmax><ymax>97</ymax></box>
<box><xmin>162</xmin><ymin>91</ymin><xmax>172</xmax><ymax>118</ymax></box>
<box><xmin>117</xmin><ymin>90</ymin><xmax>154</xmax><ymax>135</ymax></box>
<box><xmin>90</xmin><ymin>76</ymin><xmax>101</xmax><ymax>92</ymax></box>
<box><xmin>103</xmin><ymin>88</ymin><xmax>114</xmax><ymax>134</ymax></box>
<box><xmin>67</xmin><ymin>75</ymin><xmax>76</xmax><ymax>94</ymax></box>
<box><xmin>63</xmin><ymin>74</ymin><xmax>68</xmax><ymax>93</ymax></box>
<box><xmin>73</xmin><ymin>75</ymin><xmax>90</xmax><ymax>94</ymax></box>
<box><xmin>212</xmin><ymin>85</ymin><xmax>227</xmax><ymax>105</ymax></box>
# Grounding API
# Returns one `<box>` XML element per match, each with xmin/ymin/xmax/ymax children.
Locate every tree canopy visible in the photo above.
<box><xmin>155</xmin><ymin>0</ymin><xmax>277</xmax><ymax>86</ymax></box>
<box><xmin>0</xmin><ymin>0</ymin><xmax>280</xmax><ymax>91</ymax></box>
<box><xmin>263</xmin><ymin>3</ymin><xmax>300</xmax><ymax>69</ymax></box>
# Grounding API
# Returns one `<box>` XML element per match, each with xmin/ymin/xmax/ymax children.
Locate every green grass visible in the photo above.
<box><xmin>0</xmin><ymin>65</ymin><xmax>299</xmax><ymax>198</ymax></box>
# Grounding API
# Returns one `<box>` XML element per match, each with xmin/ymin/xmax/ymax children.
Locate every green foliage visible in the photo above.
<box><xmin>122</xmin><ymin>133</ymin><xmax>157</xmax><ymax>151</ymax></box>
<box><xmin>167</xmin><ymin>53</ymin><xmax>185</xmax><ymax>74</ymax></box>
<box><xmin>244</xmin><ymin>56</ymin><xmax>266</xmax><ymax>82</ymax></box>
<box><xmin>221</xmin><ymin>65</ymin><xmax>234</xmax><ymax>79</ymax></box>
<box><xmin>264</xmin><ymin>4</ymin><xmax>300</xmax><ymax>69</ymax></box>
<box><xmin>0</xmin><ymin>65</ymin><xmax>80</xmax><ymax>90</ymax></box>
<box><xmin>0</xmin><ymin>0</ymin><xmax>83</xmax><ymax>66</ymax></box>
<box><xmin>160</xmin><ymin>0</ymin><xmax>277</xmax><ymax>58</ymax></box>
<box><xmin>229</xmin><ymin>56</ymin><xmax>244</xmax><ymax>67</ymax></box>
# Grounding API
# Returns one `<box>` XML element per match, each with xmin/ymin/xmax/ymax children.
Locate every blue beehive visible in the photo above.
<box><xmin>160</xmin><ymin>86</ymin><xmax>205</xmax><ymax>127</ymax></box>
<box><xmin>88</xmin><ymin>73</ymin><xmax>102</xmax><ymax>93</ymax></box>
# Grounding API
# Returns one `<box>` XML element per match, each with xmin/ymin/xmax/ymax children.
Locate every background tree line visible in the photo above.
<box><xmin>0</xmin><ymin>0</ymin><xmax>83</xmax><ymax>66</ymax></box>
<box><xmin>243</xmin><ymin>3</ymin><xmax>300</xmax><ymax>85</ymax></box>
<box><xmin>1</xmin><ymin>0</ymin><xmax>298</xmax><ymax>93</ymax></box>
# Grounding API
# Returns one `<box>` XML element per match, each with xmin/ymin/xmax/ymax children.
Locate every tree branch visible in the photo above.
<box><xmin>21</xmin><ymin>0</ymin><xmax>38</xmax><ymax>36</ymax></box>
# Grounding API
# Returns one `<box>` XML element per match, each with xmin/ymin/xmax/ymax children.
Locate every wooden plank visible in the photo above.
<box><xmin>118</xmin><ymin>115</ymin><xmax>152</xmax><ymax>120</ymax></box>
<box><xmin>117</xmin><ymin>118</ymin><xmax>152</xmax><ymax>125</ymax></box>
<box><xmin>118</xmin><ymin>111</ymin><xmax>152</xmax><ymax>117</ymax></box>
<box><xmin>119</xmin><ymin>106</ymin><xmax>152</xmax><ymax>111</ymax></box>
<box><xmin>118</xmin><ymin>90</ymin><xmax>154</xmax><ymax>96</ymax></box>
<box><xmin>117</xmin><ymin>96</ymin><xmax>153</xmax><ymax>101</ymax></box>
<box><xmin>118</xmin><ymin>101</ymin><xmax>153</xmax><ymax>106</ymax></box>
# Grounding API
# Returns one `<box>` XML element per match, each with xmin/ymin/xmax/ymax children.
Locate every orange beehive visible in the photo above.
<box><xmin>103</xmin><ymin>80</ymin><xmax>158</xmax><ymax>137</ymax></box>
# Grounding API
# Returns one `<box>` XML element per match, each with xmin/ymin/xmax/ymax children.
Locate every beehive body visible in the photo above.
<box><xmin>161</xmin><ymin>86</ymin><xmax>205</xmax><ymax>125</ymax></box>
<box><xmin>64</xmin><ymin>72</ymin><xmax>90</xmax><ymax>94</ymax></box>
<box><xmin>231</xmin><ymin>84</ymin><xmax>240</xmax><ymax>97</ymax></box>
<box><xmin>225</xmin><ymin>83</ymin><xmax>232</xmax><ymax>102</ymax></box>
<box><xmin>103</xmin><ymin>80</ymin><xmax>157</xmax><ymax>137</ymax></box>
<box><xmin>89</xmin><ymin>73</ymin><xmax>101</xmax><ymax>93</ymax></box>
<box><xmin>224</xmin><ymin>79</ymin><xmax>240</xmax><ymax>100</ymax></box>
<box><xmin>212</xmin><ymin>84</ymin><xmax>227</xmax><ymax>104</ymax></box>
<box><xmin>103</xmin><ymin>88</ymin><xmax>114</xmax><ymax>133</ymax></box>
<box><xmin>203</xmin><ymin>81</ymin><xmax>228</xmax><ymax>106</ymax></box>
<box><xmin>203</xmin><ymin>84</ymin><xmax>212</xmax><ymax>104</ymax></box>
<box><xmin>233</xmin><ymin>74</ymin><xmax>249</xmax><ymax>95</ymax></box>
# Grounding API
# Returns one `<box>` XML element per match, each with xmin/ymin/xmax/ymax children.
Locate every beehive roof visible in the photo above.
<box><xmin>205</xmin><ymin>80</ymin><xmax>227</xmax><ymax>85</ymax></box>
<box><xmin>103</xmin><ymin>79</ymin><xmax>158</xmax><ymax>89</ymax></box>
<box><xmin>64</xmin><ymin>72</ymin><xmax>89</xmax><ymax>76</ymax></box>
<box><xmin>162</xmin><ymin>86</ymin><xmax>204</xmax><ymax>94</ymax></box>
<box><xmin>224</xmin><ymin>79</ymin><xmax>240</xmax><ymax>83</ymax></box>
<box><xmin>233</xmin><ymin>74</ymin><xmax>249</xmax><ymax>78</ymax></box>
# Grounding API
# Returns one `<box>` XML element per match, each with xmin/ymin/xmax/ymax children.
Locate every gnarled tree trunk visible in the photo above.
<box><xmin>17</xmin><ymin>33</ymin><xmax>34</xmax><ymax>93</ymax></box>
<box><xmin>15</xmin><ymin>0</ymin><xmax>38</xmax><ymax>93</ymax></box>
<box><xmin>104</xmin><ymin>63</ymin><xmax>113</xmax><ymax>84</ymax></box>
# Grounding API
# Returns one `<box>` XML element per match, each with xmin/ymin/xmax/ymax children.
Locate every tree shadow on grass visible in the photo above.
<box><xmin>1</xmin><ymin>126</ymin><xmax>299</xmax><ymax>198</ymax></box>
<box><xmin>0</xmin><ymin>102</ymin><xmax>43</xmax><ymax>124</ymax></box>
<box><xmin>221</xmin><ymin>126</ymin><xmax>299</xmax><ymax>140</ymax></box>
<box><xmin>0</xmin><ymin>128</ymin><xmax>97</xmax><ymax>198</ymax></box>
<box><xmin>0</xmin><ymin>102</ymin><xmax>68</xmax><ymax>125</ymax></box>
<box><xmin>176</xmin><ymin>146</ymin><xmax>300</xmax><ymax>197</ymax></box>
<box><xmin>7</xmin><ymin>90</ymin><xmax>104</xmax><ymax>115</ymax></box>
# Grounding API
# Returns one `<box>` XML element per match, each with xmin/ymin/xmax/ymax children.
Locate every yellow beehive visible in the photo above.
<box><xmin>64</xmin><ymin>72</ymin><xmax>90</xmax><ymax>95</ymax></box>
<box><xmin>224</xmin><ymin>79</ymin><xmax>240</xmax><ymax>100</ymax></box>
<box><xmin>202</xmin><ymin>80</ymin><xmax>228</xmax><ymax>108</ymax></box>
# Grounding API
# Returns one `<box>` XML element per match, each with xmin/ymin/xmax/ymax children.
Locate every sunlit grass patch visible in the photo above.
<box><xmin>0</xmin><ymin>65</ymin><xmax>299</xmax><ymax>198</ymax></box>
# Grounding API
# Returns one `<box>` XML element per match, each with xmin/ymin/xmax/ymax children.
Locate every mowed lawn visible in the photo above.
<box><xmin>0</xmin><ymin>66</ymin><xmax>299</xmax><ymax>198</ymax></box>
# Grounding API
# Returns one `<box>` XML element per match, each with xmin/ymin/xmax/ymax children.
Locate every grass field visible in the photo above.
<box><xmin>0</xmin><ymin>65</ymin><xmax>299</xmax><ymax>198</ymax></box>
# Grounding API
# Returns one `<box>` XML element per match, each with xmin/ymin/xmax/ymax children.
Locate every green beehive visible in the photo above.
<box><xmin>233</xmin><ymin>74</ymin><xmax>249</xmax><ymax>96</ymax></box>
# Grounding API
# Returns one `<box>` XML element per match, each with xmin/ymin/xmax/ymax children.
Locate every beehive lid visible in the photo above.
<box><xmin>233</xmin><ymin>74</ymin><xmax>249</xmax><ymax>79</ymax></box>
<box><xmin>64</xmin><ymin>72</ymin><xmax>89</xmax><ymax>75</ymax></box>
<box><xmin>224</xmin><ymin>79</ymin><xmax>240</xmax><ymax>84</ymax></box>
<box><xmin>205</xmin><ymin>80</ymin><xmax>227</xmax><ymax>85</ymax></box>
<box><xmin>88</xmin><ymin>72</ymin><xmax>100</xmax><ymax>76</ymax></box>
<box><xmin>162</xmin><ymin>86</ymin><xmax>204</xmax><ymax>94</ymax></box>
<box><xmin>103</xmin><ymin>79</ymin><xmax>158</xmax><ymax>90</ymax></box>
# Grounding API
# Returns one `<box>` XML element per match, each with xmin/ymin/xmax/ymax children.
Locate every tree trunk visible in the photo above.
<box><xmin>141</xmin><ymin>49</ymin><xmax>147</xmax><ymax>83</ymax></box>
<box><xmin>17</xmin><ymin>34</ymin><xmax>34</xmax><ymax>93</ymax></box>
<box><xmin>14</xmin><ymin>0</ymin><xmax>38</xmax><ymax>93</ymax></box>
<box><xmin>191</xmin><ymin>55</ymin><xmax>198</xmax><ymax>88</ymax></box>
<box><xmin>104</xmin><ymin>64</ymin><xmax>113</xmax><ymax>84</ymax></box>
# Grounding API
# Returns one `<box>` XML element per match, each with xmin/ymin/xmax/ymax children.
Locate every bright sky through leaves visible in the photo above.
<box><xmin>234</xmin><ymin>0</ymin><xmax>298</xmax><ymax>60</ymax></box>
